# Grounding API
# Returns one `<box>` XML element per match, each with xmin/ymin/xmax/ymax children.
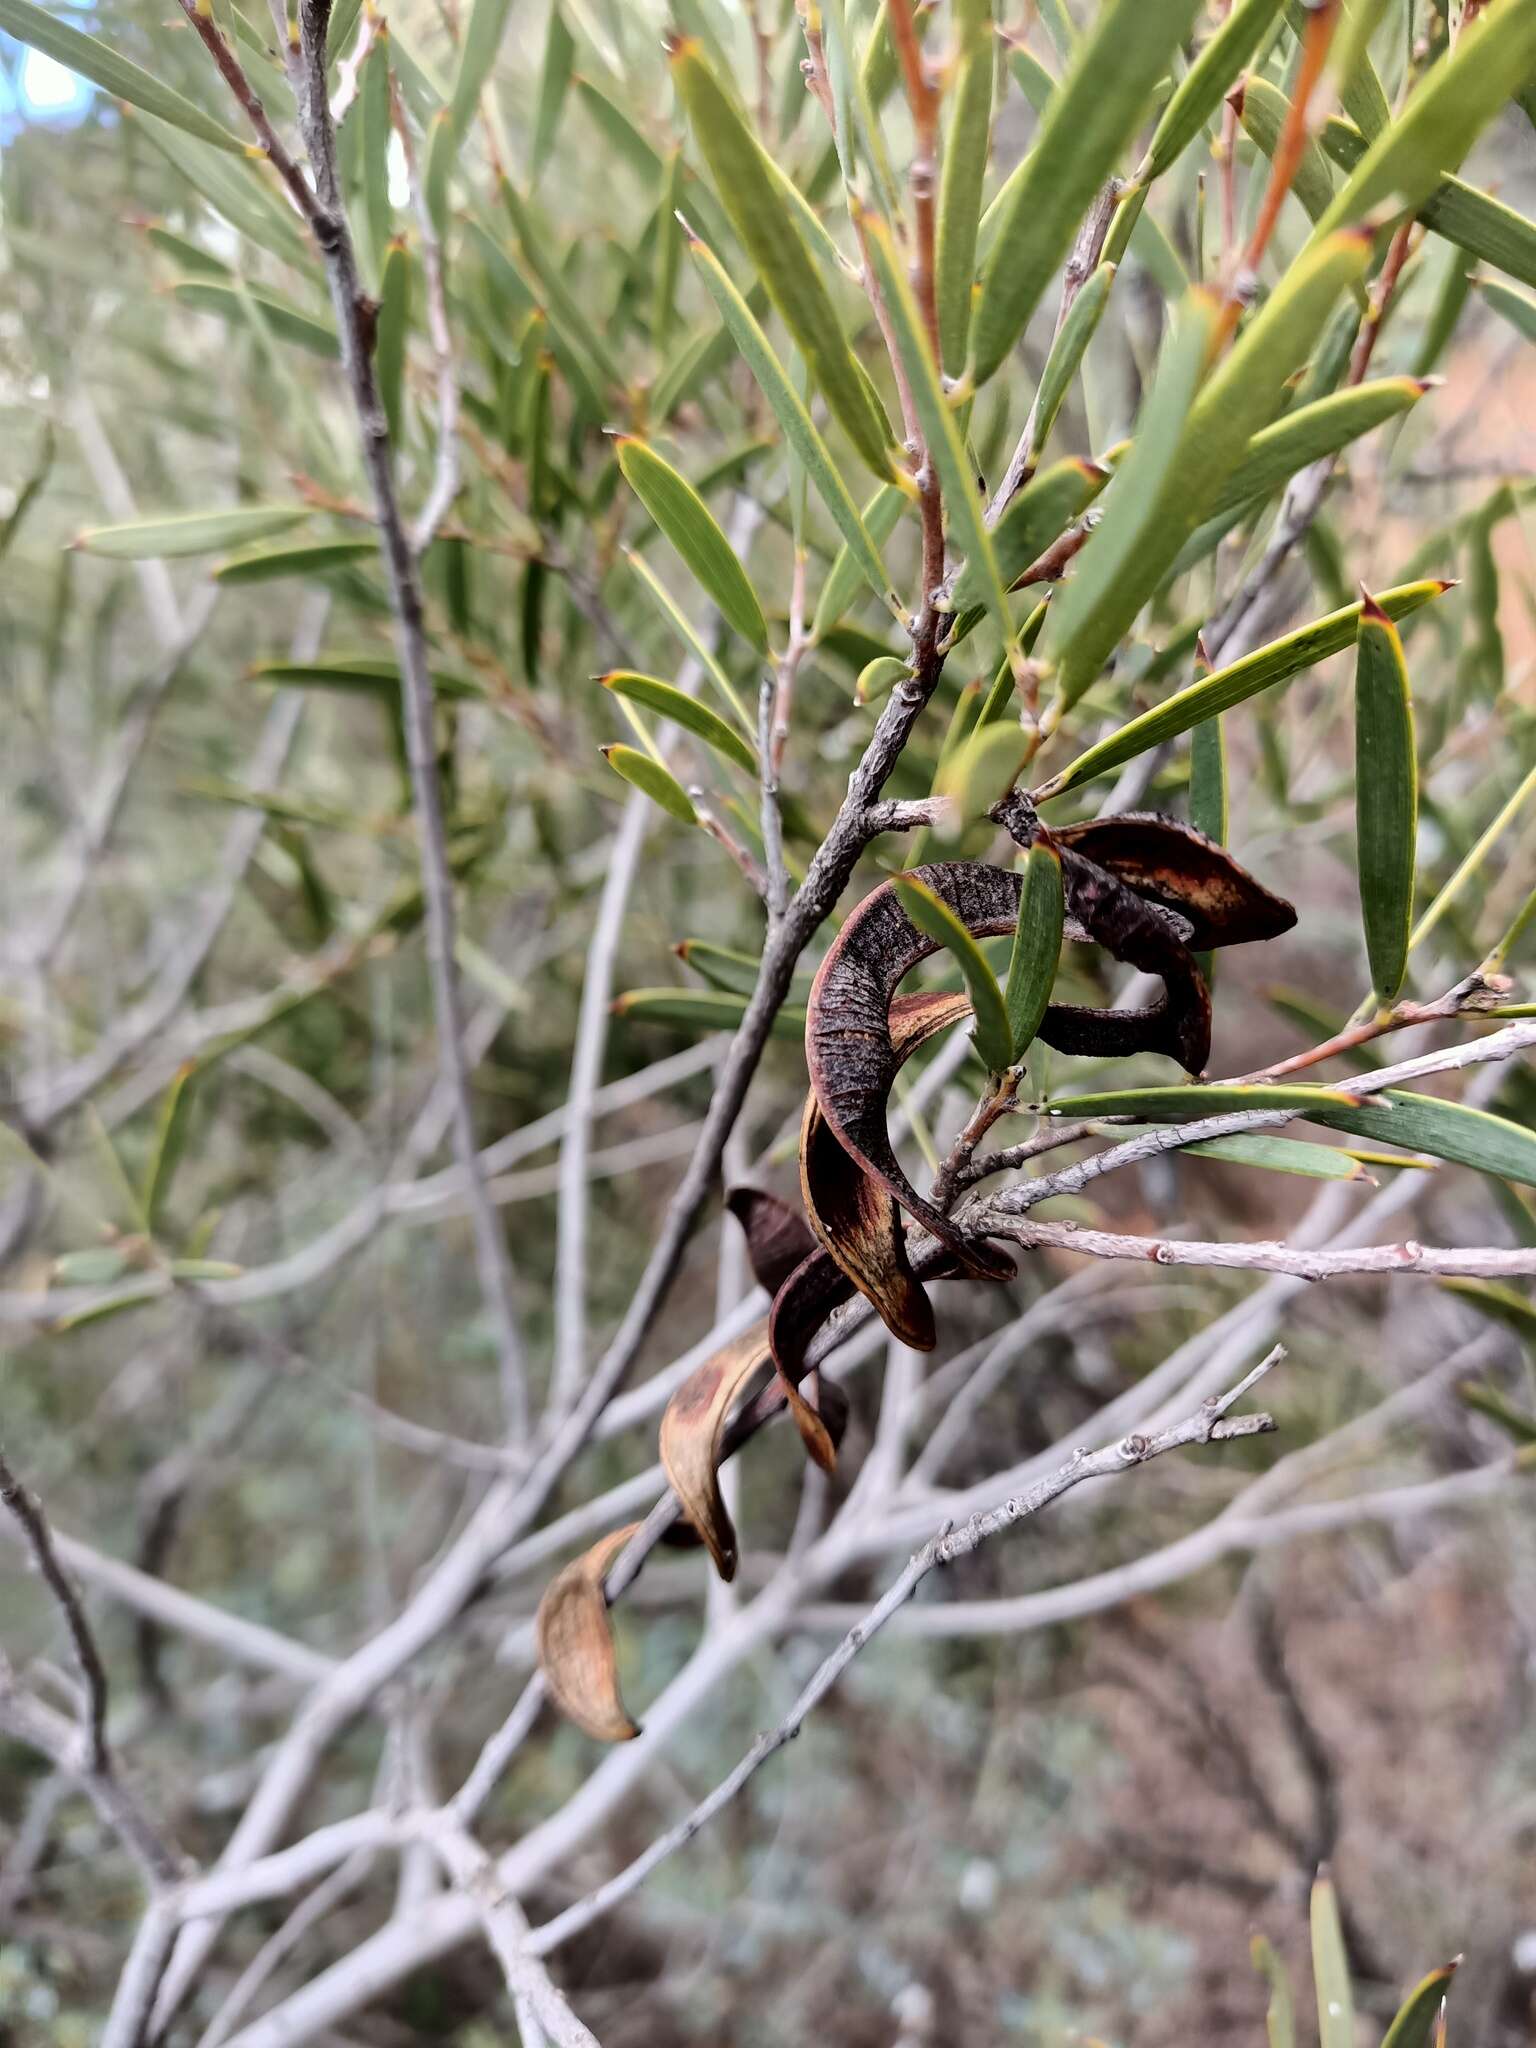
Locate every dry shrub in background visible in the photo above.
<box><xmin>2</xmin><ymin>0</ymin><xmax>1536</xmax><ymax>2041</ymax></box>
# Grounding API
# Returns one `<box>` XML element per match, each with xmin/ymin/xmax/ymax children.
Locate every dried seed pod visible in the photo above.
<box><xmin>724</xmin><ymin>1186</ymin><xmax>818</xmax><ymax>1295</ymax></box>
<box><xmin>805</xmin><ymin>859</ymin><xmax>1209</xmax><ymax>1271</ymax></box>
<box><xmin>1052</xmin><ymin>812</ymin><xmax>1297</xmax><ymax>949</ymax></box>
<box><xmin>659</xmin><ymin>1325</ymin><xmax>771</xmax><ymax>1580</ymax></box>
<box><xmin>801</xmin><ymin>989</ymin><xmax>974</xmax><ymax>1349</ymax></box>
<box><xmin>767</xmin><ymin>1247</ymin><xmax>856</xmax><ymax>1467</ymax></box>
<box><xmin>535</xmin><ymin>1523</ymin><xmax>643</xmax><ymax>1743</ymax></box>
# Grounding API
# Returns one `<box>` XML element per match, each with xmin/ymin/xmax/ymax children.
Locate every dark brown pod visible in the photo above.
<box><xmin>1052</xmin><ymin>813</ymin><xmax>1297</xmax><ymax>950</ymax></box>
<box><xmin>805</xmin><ymin>859</ymin><xmax>1211</xmax><ymax>1271</ymax></box>
<box><xmin>800</xmin><ymin>989</ymin><xmax>974</xmax><ymax>1351</ymax></box>
<box><xmin>724</xmin><ymin>1186</ymin><xmax>819</xmax><ymax>1295</ymax></box>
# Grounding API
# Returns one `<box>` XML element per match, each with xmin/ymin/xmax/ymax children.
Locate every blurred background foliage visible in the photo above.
<box><xmin>3</xmin><ymin>0</ymin><xmax>1536</xmax><ymax>2039</ymax></box>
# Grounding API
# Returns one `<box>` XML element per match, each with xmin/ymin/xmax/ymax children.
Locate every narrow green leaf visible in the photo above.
<box><xmin>1321</xmin><ymin>118</ymin><xmax>1536</xmax><ymax>292</ymax></box>
<box><xmin>601</xmin><ymin>744</ymin><xmax>698</xmax><ymax>826</ymax></box>
<box><xmin>860</xmin><ymin>207</ymin><xmax>1014</xmax><ymax>657</ymax></box>
<box><xmin>531</xmin><ymin>0</ymin><xmax>575</xmax><ymax>173</ymax></box>
<box><xmin>814</xmin><ymin>483</ymin><xmax>908</xmax><ymax>638</ymax></box>
<box><xmin>614</xmin><ymin>987</ymin><xmax>806</xmax><ymax>1039</ymax></box>
<box><xmin>0</xmin><ymin>0</ymin><xmax>244</xmax><ymax>150</ymax></box>
<box><xmin>53</xmin><ymin>1283</ymin><xmax>164</xmax><ymax>1332</ymax></box>
<box><xmin>1313</xmin><ymin>3</ymin><xmax>1536</xmax><ymax>240</ymax></box>
<box><xmin>214</xmin><ymin>537</ymin><xmax>378</xmax><ymax>584</ymax></box>
<box><xmin>1308</xmin><ymin>1093</ymin><xmax>1536</xmax><ymax>1190</ymax></box>
<box><xmin>1030</xmin><ymin>265</ymin><xmax>1117</xmax><ymax>458</ymax></box>
<box><xmin>1251</xmin><ymin>1935</ymin><xmax>1297</xmax><ymax>2048</ymax></box>
<box><xmin>1190</xmin><ymin>715</ymin><xmax>1228</xmax><ymax>845</ymax></box>
<box><xmin>168</xmin><ymin>1259</ymin><xmax>244</xmax><ymax>1283</ymax></box>
<box><xmin>141</xmin><ymin>1065</ymin><xmax>197</xmax><ymax>1237</ymax></box>
<box><xmin>1456</xmin><ymin>1378</ymin><xmax>1536</xmax><ymax>1448</ymax></box>
<box><xmin>52</xmin><ymin>1247</ymin><xmax>132</xmax><ymax>1288</ymax></box>
<box><xmin>1439</xmin><ymin>1277</ymin><xmax>1536</xmax><ymax>1347</ymax></box>
<box><xmin>251</xmin><ymin>653</ymin><xmax>480</xmax><ymax>698</ymax></box>
<box><xmin>934</xmin><ymin>723</ymin><xmax>1033</xmax><ymax>841</ymax></box>
<box><xmin>1354</xmin><ymin>594</ymin><xmax>1417</xmax><ymax>1005</ymax></box>
<box><xmin>1479</xmin><ymin>275</ymin><xmax>1536</xmax><ymax>348</ymax></box>
<box><xmin>423</xmin><ymin>109</ymin><xmax>453</xmax><ymax>242</ymax></box>
<box><xmin>687</xmin><ymin>235</ymin><xmax>896</xmax><ymax>618</ymax></box>
<box><xmin>144</xmin><ymin>224</ymin><xmax>229</xmax><ymax>279</ymax></box>
<box><xmin>449</xmin><ymin>0</ymin><xmax>514</xmax><ymax>143</ymax></box>
<box><xmin>170</xmin><ymin>280</ymin><xmax>338</xmax><ymax>358</ymax></box>
<box><xmin>1037</xmin><ymin>579</ymin><xmax>1449</xmax><ymax>800</ymax></box>
<box><xmin>617</xmin><ymin>438</ymin><xmax>769</xmax><ymax>653</ymax></box>
<box><xmin>76</xmin><ymin>505</ymin><xmax>311</xmax><ymax>561</ymax></box>
<box><xmin>1211</xmin><ymin>377</ymin><xmax>1430</xmax><ymax>522</ymax></box>
<box><xmin>1005</xmin><ymin>842</ymin><xmax>1064</xmax><ymax>1062</ymax></box>
<box><xmin>934</xmin><ymin>7</ymin><xmax>995</xmax><ymax>376</ymax></box>
<box><xmin>893</xmin><ymin>875</ymin><xmax>1014</xmax><ymax>1073</ymax></box>
<box><xmin>1310</xmin><ymin>1874</ymin><xmax>1354</xmax><ymax>2048</ymax></box>
<box><xmin>1007</xmin><ymin>44</ymin><xmax>1058</xmax><ymax>116</ymax></box>
<box><xmin>1186</xmin><ymin>1134</ymin><xmax>1362</xmax><ymax>1180</ymax></box>
<box><xmin>672</xmin><ymin>36</ymin><xmax>896</xmax><ymax>478</ymax></box>
<box><xmin>1140</xmin><ymin>0</ymin><xmax>1287</xmax><ymax>180</ymax></box>
<box><xmin>1235</xmin><ymin>74</ymin><xmax>1337</xmax><ymax>225</ymax></box>
<box><xmin>1047</xmin><ymin>1084</ymin><xmax>1358</xmax><ymax>1119</ymax></box>
<box><xmin>652</xmin><ymin>149</ymin><xmax>684</xmax><ymax>351</ymax></box>
<box><xmin>674</xmin><ymin>940</ymin><xmax>802</xmax><ymax>998</ymax></box>
<box><xmin>327</xmin><ymin>0</ymin><xmax>364</xmax><ymax>61</ymax></box>
<box><xmin>969</xmin><ymin>0</ymin><xmax>1201</xmax><ymax>387</ymax></box>
<box><xmin>603</xmin><ymin>672</ymin><xmax>755</xmax><ymax>773</ymax></box>
<box><xmin>376</xmin><ymin>238</ymin><xmax>412</xmax><ymax>441</ymax></box>
<box><xmin>1046</xmin><ymin>229</ymin><xmax>1372</xmax><ymax>713</ymax></box>
<box><xmin>0</xmin><ymin>424</ymin><xmax>54</xmax><ymax>565</ymax></box>
<box><xmin>1043</xmin><ymin>290</ymin><xmax>1221</xmax><ymax>690</ymax></box>
<box><xmin>358</xmin><ymin>29</ymin><xmax>393</xmax><ymax>283</ymax></box>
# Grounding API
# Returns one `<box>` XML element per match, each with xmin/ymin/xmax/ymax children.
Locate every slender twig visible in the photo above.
<box><xmin>392</xmin><ymin>80</ymin><xmax>461</xmax><ymax>554</ymax></box>
<box><xmin>551</xmin><ymin>792</ymin><xmax>650</xmax><ymax>1411</ymax></box>
<box><xmin>1</xmin><ymin>1446</ymin><xmax>112</xmax><ymax>1776</ymax></box>
<box><xmin>194</xmin><ymin>1850</ymin><xmax>379</xmax><ymax>2048</ymax></box>
<box><xmin>287</xmin><ymin>0</ymin><xmax>531</xmax><ymax>1443</ymax></box>
<box><xmin>983</xmin><ymin>1215</ymin><xmax>1536</xmax><ymax>1282</ymax></box>
<box><xmin>984</xmin><ymin>1018</ymin><xmax>1536</xmax><ymax>1221</ymax></box>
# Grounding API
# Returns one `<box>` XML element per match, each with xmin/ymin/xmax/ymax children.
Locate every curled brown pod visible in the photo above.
<box><xmin>804</xmin><ymin>818</ymin><xmax>1296</xmax><ymax>1290</ymax></box>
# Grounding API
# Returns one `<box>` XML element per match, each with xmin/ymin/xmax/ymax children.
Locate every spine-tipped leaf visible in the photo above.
<box><xmin>617</xmin><ymin>438</ymin><xmax>769</xmax><ymax>653</ymax></box>
<box><xmin>1038</xmin><ymin>584</ymin><xmax>1448</xmax><ymax>800</ymax></box>
<box><xmin>601</xmin><ymin>744</ymin><xmax>699</xmax><ymax>826</ymax></box>
<box><xmin>1140</xmin><ymin>0</ymin><xmax>1287</xmax><ymax>180</ymax></box>
<box><xmin>1314</xmin><ymin>3</ymin><xmax>1536</xmax><ymax>239</ymax></box>
<box><xmin>671</xmin><ymin>38</ymin><xmax>897</xmax><ymax>477</ymax></box>
<box><xmin>602</xmin><ymin>673</ymin><xmax>755</xmax><ymax>773</ymax></box>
